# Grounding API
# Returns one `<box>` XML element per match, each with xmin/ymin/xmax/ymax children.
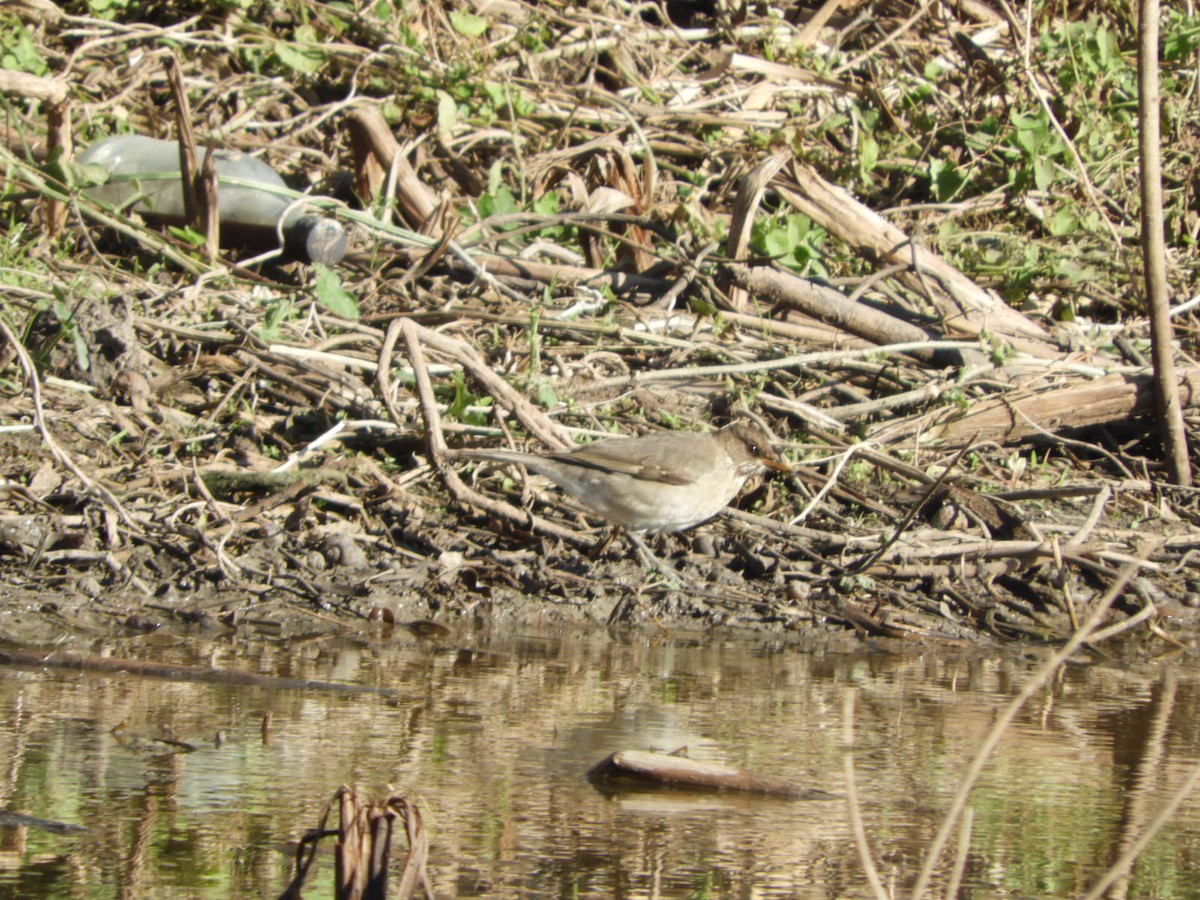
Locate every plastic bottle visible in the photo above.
<box><xmin>77</xmin><ymin>135</ymin><xmax>347</xmax><ymax>265</ymax></box>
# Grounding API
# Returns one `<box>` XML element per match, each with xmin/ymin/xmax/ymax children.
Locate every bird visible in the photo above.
<box><xmin>457</xmin><ymin>421</ymin><xmax>789</xmax><ymax>534</ymax></box>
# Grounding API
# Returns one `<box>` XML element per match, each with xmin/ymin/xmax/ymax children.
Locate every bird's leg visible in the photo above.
<box><xmin>586</xmin><ymin>527</ymin><xmax>622</xmax><ymax>560</ymax></box>
<box><xmin>590</xmin><ymin>529</ymin><xmax>687</xmax><ymax>589</ymax></box>
<box><xmin>625</xmin><ymin>532</ymin><xmax>689</xmax><ymax>589</ymax></box>
<box><xmin>626</xmin><ymin>531</ymin><xmax>661</xmax><ymax>571</ymax></box>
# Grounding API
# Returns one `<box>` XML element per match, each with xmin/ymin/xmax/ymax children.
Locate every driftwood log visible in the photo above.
<box><xmin>776</xmin><ymin>160</ymin><xmax>1057</xmax><ymax>356</ymax></box>
<box><xmin>587</xmin><ymin>750</ymin><xmax>837</xmax><ymax>800</ymax></box>
<box><xmin>724</xmin><ymin>263</ymin><xmax>941</xmax><ymax>357</ymax></box>
<box><xmin>887</xmin><ymin>367</ymin><xmax>1200</xmax><ymax>447</ymax></box>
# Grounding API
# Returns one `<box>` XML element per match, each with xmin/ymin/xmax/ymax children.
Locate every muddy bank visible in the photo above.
<box><xmin>3</xmin><ymin>2</ymin><xmax>1200</xmax><ymax>654</ymax></box>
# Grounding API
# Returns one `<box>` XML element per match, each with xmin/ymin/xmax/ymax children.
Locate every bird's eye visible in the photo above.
<box><xmin>749</xmin><ymin>443</ymin><xmax>761</xmax><ymax>456</ymax></box>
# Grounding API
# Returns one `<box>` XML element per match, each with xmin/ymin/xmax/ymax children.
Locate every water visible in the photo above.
<box><xmin>0</xmin><ymin>631</ymin><xmax>1197</xmax><ymax>898</ymax></box>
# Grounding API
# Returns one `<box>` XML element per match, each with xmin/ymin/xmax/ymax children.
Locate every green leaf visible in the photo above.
<box><xmin>1053</xmin><ymin>258</ymin><xmax>1098</xmax><ymax>285</ymax></box>
<box><xmin>259</xmin><ymin>296</ymin><xmax>294</xmax><ymax>341</ymax></box>
<box><xmin>274</xmin><ymin>29</ymin><xmax>326</xmax><ymax>75</ymax></box>
<box><xmin>312</xmin><ymin>264</ymin><xmax>359</xmax><ymax>320</ymax></box>
<box><xmin>448</xmin><ymin>371</ymin><xmax>490</xmax><ymax>426</ymax></box>
<box><xmin>436</xmin><ymin>90</ymin><xmax>458</xmax><ymax>142</ymax></box>
<box><xmin>50</xmin><ymin>292</ymin><xmax>88</xmax><ymax>372</ymax></box>
<box><xmin>476</xmin><ymin>182</ymin><xmax>520</xmax><ymax>223</ymax></box>
<box><xmin>61</xmin><ymin>160</ymin><xmax>112</xmax><ymax>189</ymax></box>
<box><xmin>1032</xmin><ymin>156</ymin><xmax>1057</xmax><ymax>191</ymax></box>
<box><xmin>86</xmin><ymin>0</ymin><xmax>131</xmax><ymax>18</ymax></box>
<box><xmin>859</xmin><ymin>132</ymin><xmax>878</xmax><ymax>176</ymax></box>
<box><xmin>167</xmin><ymin>224</ymin><xmax>207</xmax><ymax>247</ymax></box>
<box><xmin>930</xmin><ymin>159</ymin><xmax>966</xmax><ymax>202</ymax></box>
<box><xmin>1163</xmin><ymin>12</ymin><xmax>1200</xmax><ymax>60</ymax></box>
<box><xmin>274</xmin><ymin>43</ymin><xmax>324</xmax><ymax>74</ymax></box>
<box><xmin>0</xmin><ymin>22</ymin><xmax>48</xmax><ymax>75</ymax></box>
<box><xmin>448</xmin><ymin>11</ymin><xmax>488</xmax><ymax>37</ymax></box>
<box><xmin>486</xmin><ymin>160</ymin><xmax>504</xmax><ymax>197</ymax></box>
<box><xmin>1012</xmin><ymin>111</ymin><xmax>1050</xmax><ymax>156</ymax></box>
<box><xmin>532</xmin><ymin>191</ymin><xmax>560</xmax><ymax>216</ymax></box>
<box><xmin>481</xmin><ymin>81</ymin><xmax>506</xmax><ymax>109</ymax></box>
<box><xmin>1047</xmin><ymin>206</ymin><xmax>1078</xmax><ymax>236</ymax></box>
<box><xmin>752</xmin><ymin>212</ymin><xmax>825</xmax><ymax>275</ymax></box>
<box><xmin>534</xmin><ymin>380</ymin><xmax>557</xmax><ymax>409</ymax></box>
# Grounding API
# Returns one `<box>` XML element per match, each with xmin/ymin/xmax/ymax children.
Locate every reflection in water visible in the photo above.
<box><xmin>0</xmin><ymin>633</ymin><xmax>1196</xmax><ymax>898</ymax></box>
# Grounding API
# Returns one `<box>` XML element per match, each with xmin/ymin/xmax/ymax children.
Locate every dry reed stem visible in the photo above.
<box><xmin>841</xmin><ymin>689</ymin><xmax>889</xmax><ymax>900</ymax></box>
<box><xmin>281</xmin><ymin>786</ymin><xmax>432</xmax><ymax>900</ymax></box>
<box><xmin>909</xmin><ymin>544</ymin><xmax>1157</xmax><ymax>900</ymax></box>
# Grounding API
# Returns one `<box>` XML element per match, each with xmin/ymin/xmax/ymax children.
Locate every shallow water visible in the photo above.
<box><xmin>0</xmin><ymin>630</ymin><xmax>1197</xmax><ymax>899</ymax></box>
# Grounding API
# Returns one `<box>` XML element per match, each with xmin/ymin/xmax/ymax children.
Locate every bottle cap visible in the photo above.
<box><xmin>284</xmin><ymin>216</ymin><xmax>348</xmax><ymax>265</ymax></box>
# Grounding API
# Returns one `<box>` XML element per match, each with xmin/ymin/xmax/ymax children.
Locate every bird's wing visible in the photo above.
<box><xmin>559</xmin><ymin>438</ymin><xmax>697</xmax><ymax>485</ymax></box>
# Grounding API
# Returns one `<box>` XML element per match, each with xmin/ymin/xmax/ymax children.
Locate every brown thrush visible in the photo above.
<box><xmin>458</xmin><ymin>421</ymin><xmax>789</xmax><ymax>533</ymax></box>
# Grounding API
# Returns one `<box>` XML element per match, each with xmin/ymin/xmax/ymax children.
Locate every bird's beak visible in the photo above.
<box><xmin>762</xmin><ymin>455</ymin><xmax>792</xmax><ymax>474</ymax></box>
